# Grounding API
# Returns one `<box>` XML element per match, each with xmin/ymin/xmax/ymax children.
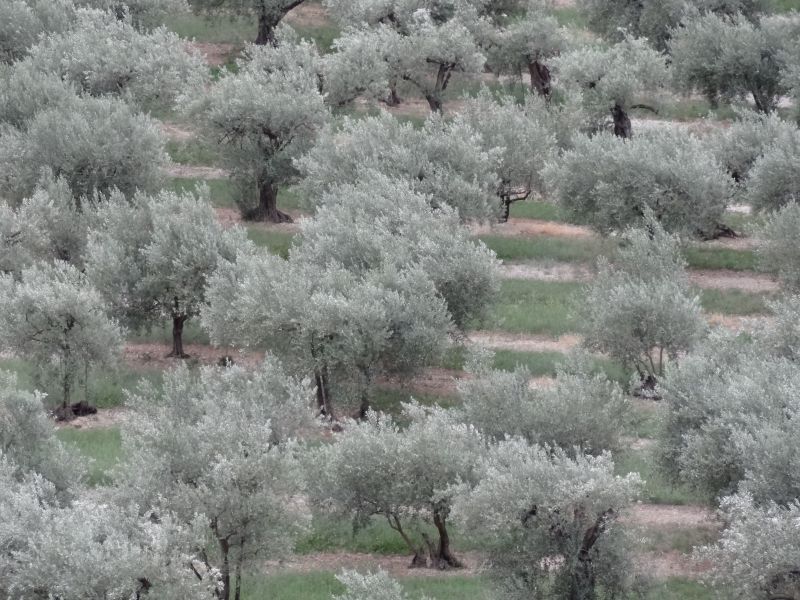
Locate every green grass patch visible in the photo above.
<box><xmin>0</xmin><ymin>357</ymin><xmax>161</xmax><ymax>410</ymax></box>
<box><xmin>684</xmin><ymin>245</ymin><xmax>759</xmax><ymax>271</ymax></box>
<box><xmin>508</xmin><ymin>200</ymin><xmax>569</xmax><ymax>221</ymax></box>
<box><xmin>243</xmin><ymin>572</ymin><xmax>488</xmax><ymax>600</ymax></box>
<box><xmin>56</xmin><ymin>427</ymin><xmax>122</xmax><ymax>486</ymax></box>
<box><xmin>127</xmin><ymin>318</ymin><xmax>210</xmax><ymax>346</ymax></box>
<box><xmin>480</xmin><ymin>279</ymin><xmax>580</xmax><ymax>336</ymax></box>
<box><xmin>770</xmin><ymin>0</ymin><xmax>800</xmax><ymax>12</ymax></box>
<box><xmin>645</xmin><ymin>578</ymin><xmax>713</xmax><ymax>600</ymax></box>
<box><xmin>165</xmin><ymin>139</ymin><xmax>219</xmax><ymax>166</ymax></box>
<box><xmin>615</xmin><ymin>448</ymin><xmax>708</xmax><ymax>505</ymax></box>
<box><xmin>164</xmin><ymin>14</ymin><xmax>256</xmax><ymax>44</ymax></box>
<box><xmin>552</xmin><ymin>6</ymin><xmax>589</xmax><ymax>28</ymax></box>
<box><xmin>166</xmin><ymin>177</ymin><xmax>238</xmax><ymax>208</ymax></box>
<box><xmin>479</xmin><ymin>234</ymin><xmax>613</xmax><ymax>263</ymax></box>
<box><xmin>699</xmin><ymin>289</ymin><xmax>770</xmax><ymax>315</ymax></box>
<box><xmin>292</xmin><ymin>24</ymin><xmax>341</xmax><ymax>53</ymax></box>
<box><xmin>245</xmin><ymin>227</ymin><xmax>296</xmax><ymax>257</ymax></box>
<box><xmin>628</xmin><ymin>402</ymin><xmax>663</xmax><ymax>439</ymax></box>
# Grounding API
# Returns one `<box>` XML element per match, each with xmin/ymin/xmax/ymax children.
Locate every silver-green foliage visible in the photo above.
<box><xmin>0</xmin><ymin>66</ymin><xmax>76</xmax><ymax>128</ymax></box>
<box><xmin>0</xmin><ymin>94</ymin><xmax>167</xmax><ymax>202</ymax></box>
<box><xmin>452</xmin><ymin>438</ymin><xmax>641</xmax><ymax>600</ymax></box>
<box><xmin>0</xmin><ymin>261</ymin><xmax>124</xmax><ymax>409</ymax></box>
<box><xmin>577</xmin><ymin>0</ymin><xmax>690</xmax><ymax>50</ymax></box>
<box><xmin>307</xmin><ymin>404</ymin><xmax>485</xmax><ymax>567</ymax></box>
<box><xmin>297</xmin><ymin>111</ymin><xmax>501</xmax><ymax>221</ymax></box>
<box><xmin>669</xmin><ymin>13</ymin><xmax>798</xmax><ymax>113</ymax></box>
<box><xmin>85</xmin><ymin>187</ymin><xmax>251</xmax><ymax>346</ymax></box>
<box><xmin>0</xmin><ymin>0</ymin><xmax>76</xmax><ymax>64</ymax></box>
<box><xmin>334</xmin><ymin>570</ymin><xmax>420</xmax><ymax>600</ymax></box>
<box><xmin>115</xmin><ymin>359</ymin><xmax>312</xmax><ymax>600</ymax></box>
<box><xmin>580</xmin><ymin>219</ymin><xmax>706</xmax><ymax>383</ymax></box>
<box><xmin>0</xmin><ymin>371</ymin><xmax>84</xmax><ymax>496</ymax></box>
<box><xmin>758</xmin><ymin>202</ymin><xmax>800</xmax><ymax>290</ymax></box>
<box><xmin>746</xmin><ymin>126</ymin><xmax>800</xmax><ymax>212</ymax></box>
<box><xmin>696</xmin><ymin>494</ymin><xmax>800</xmax><ymax>600</ymax></box>
<box><xmin>544</xmin><ymin>130</ymin><xmax>733</xmax><ymax>237</ymax></box>
<box><xmin>78</xmin><ymin>0</ymin><xmax>190</xmax><ymax>29</ymax></box>
<box><xmin>18</xmin><ymin>8</ymin><xmax>206</xmax><ymax>112</ymax></box>
<box><xmin>457</xmin><ymin>351</ymin><xmax>630</xmax><ymax>454</ymax></box>
<box><xmin>0</xmin><ymin>460</ymin><xmax>218</xmax><ymax>600</ymax></box>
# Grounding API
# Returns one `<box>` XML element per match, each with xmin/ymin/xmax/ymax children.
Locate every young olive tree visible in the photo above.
<box><xmin>478</xmin><ymin>0</ymin><xmax>566</xmax><ymax>97</ymax></box>
<box><xmin>0</xmin><ymin>261</ymin><xmax>123</xmax><ymax>417</ymax></box>
<box><xmin>452</xmin><ymin>438</ymin><xmax>641</xmax><ymax>600</ymax></box>
<box><xmin>455</xmin><ymin>89</ymin><xmax>558</xmax><ymax>220</ymax></box>
<box><xmin>669</xmin><ymin>13</ymin><xmax>798</xmax><ymax>113</ymax></box>
<box><xmin>189</xmin><ymin>39</ymin><xmax>328</xmax><ymax>222</ymax></box>
<box><xmin>18</xmin><ymin>8</ymin><xmax>207</xmax><ymax>112</ymax></box>
<box><xmin>0</xmin><ymin>0</ymin><xmax>76</xmax><ymax>64</ymax></box>
<box><xmin>0</xmin><ymin>95</ymin><xmax>167</xmax><ymax>202</ymax></box>
<box><xmin>0</xmin><ymin>172</ymin><xmax>94</xmax><ymax>275</ymax></box>
<box><xmin>760</xmin><ymin>295</ymin><xmax>800</xmax><ymax>361</ymax></box>
<box><xmin>577</xmin><ymin>0</ymin><xmax>690</xmax><ymax>50</ymax></box>
<box><xmin>307</xmin><ymin>405</ymin><xmax>485</xmax><ymax>568</ymax></box>
<box><xmin>297</xmin><ymin>112</ymin><xmax>501</xmax><ymax>221</ymax></box>
<box><xmin>580</xmin><ymin>219</ymin><xmax>707</xmax><ymax>390</ymax></box>
<box><xmin>115</xmin><ymin>359</ymin><xmax>313</xmax><ymax>600</ymax></box>
<box><xmin>334</xmin><ymin>570</ymin><xmax>415</xmax><ymax>600</ymax></box>
<box><xmin>85</xmin><ymin>187</ymin><xmax>251</xmax><ymax>358</ymax></box>
<box><xmin>458</xmin><ymin>352</ymin><xmax>630</xmax><ymax>454</ymax></box>
<box><xmin>544</xmin><ymin>130</ymin><xmax>734</xmax><ymax>237</ymax></box>
<box><xmin>0</xmin><ymin>462</ymin><xmax>218</xmax><ymax>600</ymax></box>
<box><xmin>707</xmin><ymin>109</ymin><xmax>797</xmax><ymax>182</ymax></box>
<box><xmin>551</xmin><ymin>37</ymin><xmax>666</xmax><ymax>138</ymax></box>
<box><xmin>190</xmin><ymin>0</ymin><xmax>308</xmax><ymax>45</ymax></box>
<box><xmin>325</xmin><ymin>8</ymin><xmax>485</xmax><ymax>112</ymax></box>
<box><xmin>0</xmin><ymin>371</ymin><xmax>84</xmax><ymax>496</ymax></box>
<box><xmin>0</xmin><ymin>67</ymin><xmax>77</xmax><ymax>129</ymax></box>
<box><xmin>696</xmin><ymin>494</ymin><xmax>800</xmax><ymax>600</ymax></box>
<box><xmin>79</xmin><ymin>0</ymin><xmax>190</xmax><ymax>29</ymax></box>
<box><xmin>746</xmin><ymin>126</ymin><xmax>800</xmax><ymax>212</ymax></box>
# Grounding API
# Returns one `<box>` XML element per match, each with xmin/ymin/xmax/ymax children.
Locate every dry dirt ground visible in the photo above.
<box><xmin>185</xmin><ymin>42</ymin><xmax>237</xmax><ymax>66</ymax></box>
<box><xmin>54</xmin><ymin>407</ymin><xmax>129</xmax><ymax>430</ymax></box>
<box><xmin>214</xmin><ymin>207</ymin><xmax>304</xmax><ymax>232</ymax></box>
<box><xmin>285</xmin><ymin>2</ymin><xmax>332</xmax><ymax>28</ymax></box>
<box><xmin>164</xmin><ymin>164</ymin><xmax>229</xmax><ymax>179</ymax></box>
<box><xmin>472</xmin><ymin>218</ymin><xmax>594</xmax><ymax>238</ymax></box>
<box><xmin>160</xmin><ymin>121</ymin><xmax>196</xmax><ymax>141</ymax></box>
<box><xmin>468</xmin><ymin>331</ymin><xmax>582</xmax><ymax>353</ymax></box>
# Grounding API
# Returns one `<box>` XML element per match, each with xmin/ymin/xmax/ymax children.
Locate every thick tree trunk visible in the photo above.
<box><xmin>388</xmin><ymin>514</ymin><xmax>427</xmax><ymax>568</ymax></box>
<box><xmin>611</xmin><ymin>104</ymin><xmax>632</xmax><ymax>139</ymax></box>
<box><xmin>425</xmin><ymin>94</ymin><xmax>443</xmax><ymax>112</ymax></box>
<box><xmin>249</xmin><ymin>180</ymin><xmax>293</xmax><ymax>223</ymax></box>
<box><xmin>169</xmin><ymin>315</ymin><xmax>189</xmax><ymax>359</ymax></box>
<box><xmin>314</xmin><ymin>366</ymin><xmax>334</xmax><ymax>420</ymax></box>
<box><xmin>528</xmin><ymin>60</ymin><xmax>552</xmax><ymax>98</ymax></box>
<box><xmin>428</xmin><ymin>510</ymin><xmax>463</xmax><ymax>569</ymax></box>
<box><xmin>568</xmin><ymin>510</ymin><xmax>614</xmax><ymax>600</ymax></box>
<box><xmin>254</xmin><ymin>12</ymin><xmax>277</xmax><ymax>46</ymax></box>
<box><xmin>500</xmin><ymin>196</ymin><xmax>512</xmax><ymax>222</ymax></box>
<box><xmin>386</xmin><ymin>79</ymin><xmax>402</xmax><ymax>106</ymax></box>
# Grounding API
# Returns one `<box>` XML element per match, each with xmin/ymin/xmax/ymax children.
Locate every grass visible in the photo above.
<box><xmin>480</xmin><ymin>279</ymin><xmax>580</xmax><ymax>336</ymax></box>
<box><xmin>246</xmin><ymin>227</ymin><xmax>296</xmax><ymax>257</ymax></box>
<box><xmin>628</xmin><ymin>403</ymin><xmax>663</xmax><ymax>440</ymax></box>
<box><xmin>243</xmin><ymin>572</ymin><xmax>489</xmax><ymax>600</ymax></box>
<box><xmin>166</xmin><ymin>177</ymin><xmax>238</xmax><ymax>208</ymax></box>
<box><xmin>0</xmin><ymin>357</ymin><xmax>162</xmax><ymax>410</ymax></box>
<box><xmin>698</xmin><ymin>289</ymin><xmax>770</xmax><ymax>315</ymax></box>
<box><xmin>165</xmin><ymin>139</ymin><xmax>219</xmax><ymax>166</ymax></box>
<box><xmin>127</xmin><ymin>318</ymin><xmax>210</xmax><ymax>346</ymax></box>
<box><xmin>164</xmin><ymin>14</ymin><xmax>258</xmax><ymax>44</ymax></box>
<box><xmin>56</xmin><ymin>427</ymin><xmax>122</xmax><ymax>486</ymax></box>
<box><xmin>645</xmin><ymin>579</ymin><xmax>713</xmax><ymax>600</ymax></box>
<box><xmin>614</xmin><ymin>448</ymin><xmax>709</xmax><ymax>505</ymax></box>
<box><xmin>508</xmin><ymin>200</ymin><xmax>569</xmax><ymax>221</ymax></box>
<box><xmin>684</xmin><ymin>245</ymin><xmax>759</xmax><ymax>271</ymax></box>
<box><xmin>479</xmin><ymin>234</ymin><xmax>613</xmax><ymax>263</ymax></box>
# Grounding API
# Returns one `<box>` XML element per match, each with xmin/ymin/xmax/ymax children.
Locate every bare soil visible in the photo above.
<box><xmin>472</xmin><ymin>218</ymin><xmax>594</xmax><ymax>238</ymax></box>
<box><xmin>634</xmin><ymin>551</ymin><xmax>712</xmax><ymax>580</ymax></box>
<box><xmin>186</xmin><ymin>42</ymin><xmax>237</xmax><ymax>67</ymax></box>
<box><xmin>164</xmin><ymin>165</ymin><xmax>229</xmax><ymax>179</ymax></box>
<box><xmin>468</xmin><ymin>331</ymin><xmax>582</xmax><ymax>353</ymax></box>
<box><xmin>262</xmin><ymin>551</ymin><xmax>484</xmax><ymax>577</ymax></box>
<box><xmin>706</xmin><ymin>313</ymin><xmax>774</xmax><ymax>333</ymax></box>
<box><xmin>285</xmin><ymin>2</ymin><xmax>333</xmax><ymax>28</ymax></box>
<box><xmin>499</xmin><ymin>262</ymin><xmax>594</xmax><ymax>282</ymax></box>
<box><xmin>54</xmin><ymin>407</ymin><xmax>128</xmax><ymax>429</ymax></box>
<box><xmin>160</xmin><ymin>122</ymin><xmax>196</xmax><ymax>141</ymax></box>
<box><xmin>214</xmin><ymin>207</ymin><xmax>304</xmax><ymax>232</ymax></box>
<box><xmin>379</xmin><ymin>367</ymin><xmax>467</xmax><ymax>397</ymax></box>
<box><xmin>626</xmin><ymin>504</ymin><xmax>716</xmax><ymax>529</ymax></box>
<box><xmin>123</xmin><ymin>343</ymin><xmax>264</xmax><ymax>369</ymax></box>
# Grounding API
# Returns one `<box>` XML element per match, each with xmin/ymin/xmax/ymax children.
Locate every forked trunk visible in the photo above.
<box><xmin>426</xmin><ymin>510</ymin><xmax>463</xmax><ymax>569</ymax></box>
<box><xmin>388</xmin><ymin>514</ymin><xmax>428</xmax><ymax>568</ymax></box>
<box><xmin>249</xmin><ymin>180</ymin><xmax>293</xmax><ymax>223</ymax></box>
<box><xmin>611</xmin><ymin>104</ymin><xmax>632</xmax><ymax>139</ymax></box>
<box><xmin>528</xmin><ymin>60</ymin><xmax>552</xmax><ymax>98</ymax></box>
<box><xmin>169</xmin><ymin>315</ymin><xmax>189</xmax><ymax>359</ymax></box>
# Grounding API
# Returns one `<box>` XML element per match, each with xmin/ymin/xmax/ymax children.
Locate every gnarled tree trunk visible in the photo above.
<box><xmin>528</xmin><ymin>60</ymin><xmax>552</xmax><ymax>99</ymax></box>
<box><xmin>249</xmin><ymin>179</ymin><xmax>293</xmax><ymax>223</ymax></box>
<box><xmin>168</xmin><ymin>312</ymin><xmax>189</xmax><ymax>359</ymax></box>
<box><xmin>426</xmin><ymin>509</ymin><xmax>463</xmax><ymax>569</ymax></box>
<box><xmin>611</xmin><ymin>104</ymin><xmax>632</xmax><ymax>139</ymax></box>
<box><xmin>387</xmin><ymin>514</ymin><xmax>427</xmax><ymax>568</ymax></box>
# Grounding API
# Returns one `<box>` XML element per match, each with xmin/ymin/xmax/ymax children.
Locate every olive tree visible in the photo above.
<box><xmin>297</xmin><ymin>112</ymin><xmax>501</xmax><ymax>221</ymax></box>
<box><xmin>580</xmin><ymin>219</ymin><xmax>707</xmax><ymax>390</ymax></box>
<box><xmin>746</xmin><ymin>126</ymin><xmax>800</xmax><ymax>212</ymax></box>
<box><xmin>85</xmin><ymin>187</ymin><xmax>251</xmax><ymax>358</ymax></box>
<box><xmin>0</xmin><ymin>66</ymin><xmax>77</xmax><ymax>129</ymax></box>
<box><xmin>334</xmin><ymin>570</ymin><xmax>415</xmax><ymax>600</ymax></box>
<box><xmin>18</xmin><ymin>8</ymin><xmax>207</xmax><ymax>112</ymax></box>
<box><xmin>189</xmin><ymin>39</ymin><xmax>328</xmax><ymax>222</ymax></box>
<box><xmin>577</xmin><ymin>0</ymin><xmax>690</xmax><ymax>50</ymax></box>
<box><xmin>325</xmin><ymin>8</ymin><xmax>485</xmax><ymax>112</ymax></box>
<box><xmin>452</xmin><ymin>438</ymin><xmax>641</xmax><ymax>600</ymax></box>
<box><xmin>758</xmin><ymin>202</ymin><xmax>800</xmax><ymax>290</ymax></box>
<box><xmin>79</xmin><ymin>0</ymin><xmax>190</xmax><ymax>28</ymax></box>
<box><xmin>551</xmin><ymin>37</ymin><xmax>666</xmax><ymax>138</ymax></box>
<box><xmin>114</xmin><ymin>359</ymin><xmax>312</xmax><ymax>600</ymax></box>
<box><xmin>669</xmin><ymin>13</ymin><xmax>799</xmax><ymax>113</ymax></box>
<box><xmin>0</xmin><ymin>0</ymin><xmax>76</xmax><ymax>64</ymax></box>
<box><xmin>190</xmin><ymin>0</ymin><xmax>308</xmax><ymax>45</ymax></box>
<box><xmin>0</xmin><ymin>173</ymin><xmax>94</xmax><ymax>275</ymax></box>
<box><xmin>544</xmin><ymin>130</ymin><xmax>734</xmax><ymax>237</ymax></box>
<box><xmin>307</xmin><ymin>405</ymin><xmax>485</xmax><ymax>568</ymax></box>
<box><xmin>0</xmin><ymin>261</ymin><xmax>123</xmax><ymax>417</ymax></box>
<box><xmin>0</xmin><ymin>461</ymin><xmax>218</xmax><ymax>600</ymax></box>
<box><xmin>760</xmin><ymin>295</ymin><xmax>800</xmax><ymax>361</ymax></box>
<box><xmin>479</xmin><ymin>0</ymin><xmax>566</xmax><ymax>97</ymax></box>
<box><xmin>456</xmin><ymin>90</ymin><xmax>558</xmax><ymax>220</ymax></box>
<box><xmin>696</xmin><ymin>494</ymin><xmax>800</xmax><ymax>600</ymax></box>
<box><xmin>0</xmin><ymin>371</ymin><xmax>84</xmax><ymax>496</ymax></box>
<box><xmin>0</xmin><ymin>95</ymin><xmax>167</xmax><ymax>202</ymax></box>
<box><xmin>458</xmin><ymin>352</ymin><xmax>631</xmax><ymax>454</ymax></box>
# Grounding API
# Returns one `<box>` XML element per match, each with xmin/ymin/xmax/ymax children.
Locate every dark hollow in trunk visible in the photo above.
<box><xmin>528</xmin><ymin>60</ymin><xmax>552</xmax><ymax>98</ymax></box>
<box><xmin>168</xmin><ymin>315</ymin><xmax>189</xmax><ymax>359</ymax></box>
<box><xmin>247</xmin><ymin>180</ymin><xmax>294</xmax><ymax>223</ymax></box>
<box><xmin>611</xmin><ymin>104</ymin><xmax>632</xmax><ymax>139</ymax></box>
